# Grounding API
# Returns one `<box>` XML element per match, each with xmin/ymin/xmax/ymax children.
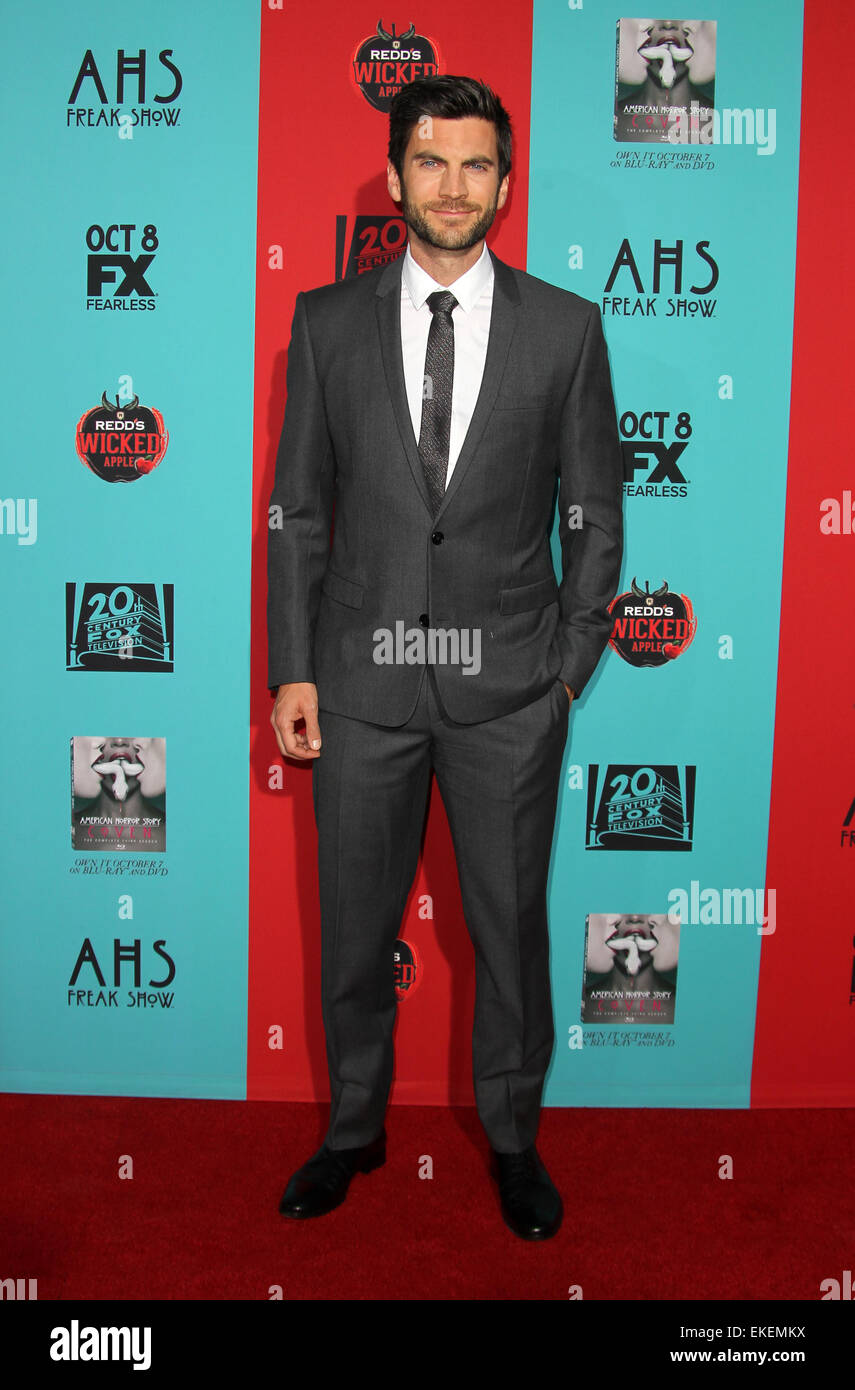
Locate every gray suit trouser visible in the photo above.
<box><xmin>312</xmin><ymin>665</ymin><xmax>570</xmax><ymax>1154</ymax></box>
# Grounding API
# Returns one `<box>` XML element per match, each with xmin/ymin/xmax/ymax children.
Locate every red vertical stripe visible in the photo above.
<box><xmin>752</xmin><ymin>0</ymin><xmax>855</xmax><ymax>1104</ymax></box>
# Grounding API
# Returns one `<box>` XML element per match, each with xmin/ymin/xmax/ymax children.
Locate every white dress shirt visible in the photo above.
<box><xmin>400</xmin><ymin>240</ymin><xmax>494</xmax><ymax>481</ymax></box>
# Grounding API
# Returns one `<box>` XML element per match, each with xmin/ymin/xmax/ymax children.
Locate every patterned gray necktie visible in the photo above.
<box><xmin>418</xmin><ymin>290</ymin><xmax>458</xmax><ymax>513</ymax></box>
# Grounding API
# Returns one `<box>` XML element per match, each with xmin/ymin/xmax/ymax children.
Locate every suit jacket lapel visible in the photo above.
<box><xmin>374</xmin><ymin>246</ymin><xmax>522</xmax><ymax>519</ymax></box>
<box><xmin>375</xmin><ymin>255</ymin><xmax>433</xmax><ymax>514</ymax></box>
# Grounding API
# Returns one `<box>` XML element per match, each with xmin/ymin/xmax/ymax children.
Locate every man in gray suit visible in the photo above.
<box><xmin>268</xmin><ymin>75</ymin><xmax>623</xmax><ymax>1240</ymax></box>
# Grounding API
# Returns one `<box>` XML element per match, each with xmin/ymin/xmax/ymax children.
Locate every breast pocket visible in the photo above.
<box><xmin>492</xmin><ymin>394</ymin><xmax>551</xmax><ymax>412</ymax></box>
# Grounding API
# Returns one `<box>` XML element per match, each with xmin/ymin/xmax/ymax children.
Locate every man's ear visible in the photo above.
<box><xmin>497</xmin><ymin>173</ymin><xmax>510</xmax><ymax>211</ymax></box>
<box><xmin>387</xmin><ymin>159</ymin><xmax>402</xmax><ymax>203</ymax></box>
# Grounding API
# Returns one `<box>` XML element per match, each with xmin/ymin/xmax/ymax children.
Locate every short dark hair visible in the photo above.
<box><xmin>388</xmin><ymin>75</ymin><xmax>512</xmax><ymax>184</ymax></box>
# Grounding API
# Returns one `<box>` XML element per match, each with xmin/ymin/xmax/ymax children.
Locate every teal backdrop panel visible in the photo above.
<box><xmin>0</xmin><ymin>3</ymin><xmax>260</xmax><ymax>1096</ymax></box>
<box><xmin>529</xmin><ymin>3</ymin><xmax>804</xmax><ymax>1105</ymax></box>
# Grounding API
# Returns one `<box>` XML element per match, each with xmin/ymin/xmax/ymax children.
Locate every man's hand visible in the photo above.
<box><xmin>271</xmin><ymin>682</ymin><xmax>322</xmax><ymax>760</ymax></box>
<box><xmin>563</xmin><ymin>682</ymin><xmax>575</xmax><ymax>705</ymax></box>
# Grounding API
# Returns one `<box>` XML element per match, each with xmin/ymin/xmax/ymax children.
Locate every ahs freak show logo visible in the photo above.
<box><xmin>76</xmin><ymin>391</ymin><xmax>168</xmax><ymax>483</ymax></box>
<box><xmin>394</xmin><ymin>937</ymin><xmax>422</xmax><ymax>1001</ymax></box>
<box><xmin>335</xmin><ymin>214</ymin><xmax>408</xmax><ymax>279</ymax></box>
<box><xmin>621</xmin><ymin>409</ymin><xmax>691</xmax><ymax>498</ymax></box>
<box><xmin>601</xmin><ymin>238</ymin><xmax>718</xmax><ymax>319</ymax></box>
<box><xmin>68</xmin><ymin>937</ymin><xmax>176</xmax><ymax>1010</ymax></box>
<box><xmin>67</xmin><ymin>48</ymin><xmax>182</xmax><ymax>130</ymax></box>
<box><xmin>609</xmin><ymin>578</ymin><xmax>696</xmax><ymax>666</ymax></box>
<box><xmin>66</xmin><ymin>583</ymin><xmax>174</xmax><ymax>672</ymax></box>
<box><xmin>86</xmin><ymin>223</ymin><xmax>158</xmax><ymax>310</ymax></box>
<box><xmin>587</xmin><ymin>764</ymin><xmax>696</xmax><ymax>851</ymax></box>
<box><xmin>352</xmin><ymin>19</ymin><xmax>440</xmax><ymax>112</ymax></box>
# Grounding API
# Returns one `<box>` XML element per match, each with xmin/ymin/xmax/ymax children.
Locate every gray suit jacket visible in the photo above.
<box><xmin>267</xmin><ymin>247</ymin><xmax>623</xmax><ymax>725</ymax></box>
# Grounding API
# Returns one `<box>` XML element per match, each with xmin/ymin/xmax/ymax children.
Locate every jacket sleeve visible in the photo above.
<box><xmin>555</xmin><ymin>302</ymin><xmax>624</xmax><ymax>698</ymax></box>
<box><xmin>266</xmin><ymin>292</ymin><xmax>336</xmax><ymax>688</ymax></box>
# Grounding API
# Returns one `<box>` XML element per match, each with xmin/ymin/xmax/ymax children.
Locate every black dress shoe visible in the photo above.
<box><xmin>278</xmin><ymin>1129</ymin><xmax>386</xmax><ymax>1218</ymax></box>
<box><xmin>490</xmin><ymin>1145</ymin><xmax>563</xmax><ymax>1240</ymax></box>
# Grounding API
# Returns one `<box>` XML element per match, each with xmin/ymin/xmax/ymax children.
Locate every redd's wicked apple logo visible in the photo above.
<box><xmin>393</xmin><ymin>937</ymin><xmax>422</xmax><ymax>1001</ymax></box>
<box><xmin>609</xmin><ymin>578</ymin><xmax>697</xmax><ymax>667</ymax></box>
<box><xmin>352</xmin><ymin>19</ymin><xmax>440</xmax><ymax>112</ymax></box>
<box><xmin>76</xmin><ymin>392</ymin><xmax>168</xmax><ymax>483</ymax></box>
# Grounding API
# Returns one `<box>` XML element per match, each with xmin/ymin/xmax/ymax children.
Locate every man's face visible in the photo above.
<box><xmin>387</xmin><ymin>115</ymin><xmax>509</xmax><ymax>253</ymax></box>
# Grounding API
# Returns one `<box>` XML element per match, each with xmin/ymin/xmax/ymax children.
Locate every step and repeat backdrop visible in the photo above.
<box><xmin>2</xmin><ymin>0</ymin><xmax>851</xmax><ymax>1109</ymax></box>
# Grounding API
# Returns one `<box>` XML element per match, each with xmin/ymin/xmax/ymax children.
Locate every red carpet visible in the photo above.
<box><xmin>1</xmin><ymin>1095</ymin><xmax>853</xmax><ymax>1301</ymax></box>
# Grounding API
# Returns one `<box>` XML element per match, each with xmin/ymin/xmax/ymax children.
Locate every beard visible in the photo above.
<box><xmin>398</xmin><ymin>178</ymin><xmax>500</xmax><ymax>251</ymax></box>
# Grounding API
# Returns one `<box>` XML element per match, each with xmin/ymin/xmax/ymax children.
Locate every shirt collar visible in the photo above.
<box><xmin>401</xmin><ymin>240</ymin><xmax>493</xmax><ymax>313</ymax></box>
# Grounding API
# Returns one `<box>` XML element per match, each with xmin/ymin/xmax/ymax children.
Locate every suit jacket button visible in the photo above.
<box><xmin>419</xmin><ymin>613</ymin><xmax>429</xmax><ymax>627</ymax></box>
<box><xmin>431</xmin><ymin>531</ymin><xmax>444</xmax><ymax>545</ymax></box>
